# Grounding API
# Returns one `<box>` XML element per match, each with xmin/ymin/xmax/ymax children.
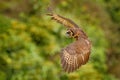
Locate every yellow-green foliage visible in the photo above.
<box><xmin>0</xmin><ymin>14</ymin><xmax>115</xmax><ymax>80</ymax></box>
<box><xmin>0</xmin><ymin>0</ymin><xmax>119</xmax><ymax>80</ymax></box>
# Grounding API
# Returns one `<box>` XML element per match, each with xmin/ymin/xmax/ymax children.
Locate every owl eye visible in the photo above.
<box><xmin>66</xmin><ymin>31</ymin><xmax>71</xmax><ymax>34</ymax></box>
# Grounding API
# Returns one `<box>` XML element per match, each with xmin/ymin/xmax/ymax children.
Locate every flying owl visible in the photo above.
<box><xmin>47</xmin><ymin>13</ymin><xmax>92</xmax><ymax>73</ymax></box>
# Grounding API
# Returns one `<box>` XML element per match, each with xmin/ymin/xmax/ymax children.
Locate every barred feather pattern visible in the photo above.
<box><xmin>47</xmin><ymin>13</ymin><xmax>79</xmax><ymax>28</ymax></box>
<box><xmin>61</xmin><ymin>39</ymin><xmax>91</xmax><ymax>73</ymax></box>
<box><xmin>47</xmin><ymin>13</ymin><xmax>91</xmax><ymax>73</ymax></box>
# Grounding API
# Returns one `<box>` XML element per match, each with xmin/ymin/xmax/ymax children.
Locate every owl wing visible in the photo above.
<box><xmin>60</xmin><ymin>39</ymin><xmax>91</xmax><ymax>73</ymax></box>
<box><xmin>47</xmin><ymin>13</ymin><xmax>79</xmax><ymax>28</ymax></box>
<box><xmin>47</xmin><ymin>13</ymin><xmax>91</xmax><ymax>72</ymax></box>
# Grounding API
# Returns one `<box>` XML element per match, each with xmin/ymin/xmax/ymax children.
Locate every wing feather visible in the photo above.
<box><xmin>61</xmin><ymin>49</ymin><xmax>84</xmax><ymax>72</ymax></box>
<box><xmin>82</xmin><ymin>52</ymin><xmax>90</xmax><ymax>64</ymax></box>
<box><xmin>60</xmin><ymin>39</ymin><xmax>91</xmax><ymax>73</ymax></box>
<box><xmin>47</xmin><ymin>13</ymin><xmax>79</xmax><ymax>28</ymax></box>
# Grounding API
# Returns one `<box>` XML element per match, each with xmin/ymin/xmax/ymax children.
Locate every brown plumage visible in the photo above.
<box><xmin>47</xmin><ymin>13</ymin><xmax>92</xmax><ymax>73</ymax></box>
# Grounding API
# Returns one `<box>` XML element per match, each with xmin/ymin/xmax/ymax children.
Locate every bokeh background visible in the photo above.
<box><xmin>0</xmin><ymin>0</ymin><xmax>120</xmax><ymax>80</ymax></box>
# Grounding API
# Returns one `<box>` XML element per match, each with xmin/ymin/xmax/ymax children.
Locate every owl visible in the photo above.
<box><xmin>47</xmin><ymin>13</ymin><xmax>92</xmax><ymax>73</ymax></box>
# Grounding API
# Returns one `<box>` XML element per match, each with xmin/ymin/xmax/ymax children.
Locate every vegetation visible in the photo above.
<box><xmin>0</xmin><ymin>0</ymin><xmax>120</xmax><ymax>80</ymax></box>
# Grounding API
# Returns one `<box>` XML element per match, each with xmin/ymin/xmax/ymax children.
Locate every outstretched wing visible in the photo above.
<box><xmin>47</xmin><ymin>13</ymin><xmax>79</xmax><ymax>28</ymax></box>
<box><xmin>60</xmin><ymin>39</ymin><xmax>91</xmax><ymax>73</ymax></box>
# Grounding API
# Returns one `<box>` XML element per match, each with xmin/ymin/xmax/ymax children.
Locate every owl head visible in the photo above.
<box><xmin>66</xmin><ymin>29</ymin><xmax>74</xmax><ymax>38</ymax></box>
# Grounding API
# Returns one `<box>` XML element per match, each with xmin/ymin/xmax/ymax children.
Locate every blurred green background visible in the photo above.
<box><xmin>0</xmin><ymin>0</ymin><xmax>120</xmax><ymax>80</ymax></box>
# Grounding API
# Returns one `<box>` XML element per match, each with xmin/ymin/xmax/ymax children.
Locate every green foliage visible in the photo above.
<box><xmin>0</xmin><ymin>15</ymin><xmax>11</xmax><ymax>33</ymax></box>
<box><xmin>0</xmin><ymin>0</ymin><xmax>119</xmax><ymax>80</ymax></box>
